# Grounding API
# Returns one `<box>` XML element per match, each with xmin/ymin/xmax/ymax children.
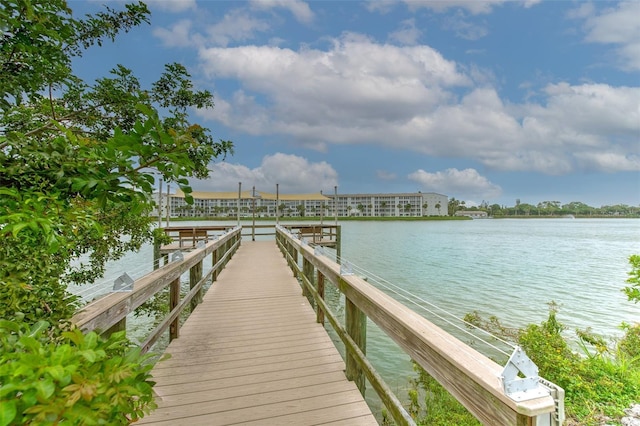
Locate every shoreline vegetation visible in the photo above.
<box><xmin>161</xmin><ymin>214</ymin><xmax>638</xmax><ymax>222</ymax></box>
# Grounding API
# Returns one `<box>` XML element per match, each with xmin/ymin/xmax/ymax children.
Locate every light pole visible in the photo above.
<box><xmin>157</xmin><ymin>178</ymin><xmax>163</xmax><ymax>228</ymax></box>
<box><xmin>334</xmin><ymin>185</ymin><xmax>338</xmax><ymax>225</ymax></box>
<box><xmin>237</xmin><ymin>182</ymin><xmax>241</xmax><ymax>227</ymax></box>
<box><xmin>251</xmin><ymin>186</ymin><xmax>261</xmax><ymax>241</ymax></box>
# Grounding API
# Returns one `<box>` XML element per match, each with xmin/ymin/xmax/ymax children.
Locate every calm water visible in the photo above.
<box><xmin>333</xmin><ymin>218</ymin><xmax>640</xmax><ymax>411</ymax></box>
<box><xmin>341</xmin><ymin>218</ymin><xmax>638</xmax><ymax>335</ymax></box>
<box><xmin>80</xmin><ymin>218</ymin><xmax>639</xmax><ymax>412</ymax></box>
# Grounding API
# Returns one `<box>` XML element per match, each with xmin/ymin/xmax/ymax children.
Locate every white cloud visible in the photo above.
<box><xmin>573</xmin><ymin>1</ymin><xmax>640</xmax><ymax>71</ymax></box>
<box><xmin>193</xmin><ymin>153</ymin><xmax>338</xmax><ymax>193</ymax></box>
<box><xmin>153</xmin><ymin>19</ymin><xmax>193</xmax><ymax>48</ymax></box>
<box><xmin>389</xmin><ymin>19</ymin><xmax>422</xmax><ymax>45</ymax></box>
<box><xmin>408</xmin><ymin>168</ymin><xmax>502</xmax><ymax>199</ymax></box>
<box><xmin>523</xmin><ymin>0</ymin><xmax>542</xmax><ymax>8</ymax></box>
<box><xmin>369</xmin><ymin>0</ymin><xmax>540</xmax><ymax>15</ymax></box>
<box><xmin>402</xmin><ymin>0</ymin><xmax>507</xmax><ymax>15</ymax></box>
<box><xmin>574</xmin><ymin>151</ymin><xmax>640</xmax><ymax>173</ymax></box>
<box><xmin>249</xmin><ymin>0</ymin><xmax>314</xmax><ymax>23</ymax></box>
<box><xmin>376</xmin><ymin>170</ymin><xmax>397</xmax><ymax>180</ymax></box>
<box><xmin>364</xmin><ymin>0</ymin><xmax>397</xmax><ymax>14</ymax></box>
<box><xmin>442</xmin><ymin>11</ymin><xmax>489</xmax><ymax>40</ymax></box>
<box><xmin>198</xmin><ymin>34</ymin><xmax>470</xmax><ymax>135</ymax></box>
<box><xmin>206</xmin><ymin>9</ymin><xmax>270</xmax><ymax>47</ymax></box>
<box><xmin>144</xmin><ymin>0</ymin><xmax>196</xmax><ymax>13</ymax></box>
<box><xmin>195</xmin><ymin>33</ymin><xmax>638</xmax><ymax>175</ymax></box>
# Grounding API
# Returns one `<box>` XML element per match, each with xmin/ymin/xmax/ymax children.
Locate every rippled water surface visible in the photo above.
<box><xmin>341</xmin><ymin>218</ymin><xmax>638</xmax><ymax>334</ymax></box>
<box><xmin>337</xmin><ymin>218</ymin><xmax>639</xmax><ymax>412</ymax></box>
<box><xmin>83</xmin><ymin>218</ymin><xmax>639</xmax><ymax>413</ymax></box>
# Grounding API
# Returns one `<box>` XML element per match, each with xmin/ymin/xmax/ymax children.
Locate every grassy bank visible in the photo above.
<box><xmin>158</xmin><ymin>215</ymin><xmax>470</xmax><ymax>222</ymax></box>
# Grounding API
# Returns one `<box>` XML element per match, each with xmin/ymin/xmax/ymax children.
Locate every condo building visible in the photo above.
<box><xmin>156</xmin><ymin>190</ymin><xmax>448</xmax><ymax>218</ymax></box>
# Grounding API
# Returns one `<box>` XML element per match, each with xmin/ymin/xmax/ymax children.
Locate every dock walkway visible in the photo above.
<box><xmin>139</xmin><ymin>241</ymin><xmax>377</xmax><ymax>425</ymax></box>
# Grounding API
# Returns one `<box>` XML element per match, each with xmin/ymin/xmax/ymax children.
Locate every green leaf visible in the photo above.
<box><xmin>45</xmin><ymin>365</ymin><xmax>66</xmax><ymax>382</ymax></box>
<box><xmin>28</xmin><ymin>321</ymin><xmax>50</xmax><ymax>338</ymax></box>
<box><xmin>10</xmin><ymin>222</ymin><xmax>30</xmax><ymax>237</ymax></box>
<box><xmin>0</xmin><ymin>399</ymin><xmax>17</xmax><ymax>426</ymax></box>
<box><xmin>35</xmin><ymin>379</ymin><xmax>56</xmax><ymax>400</ymax></box>
<box><xmin>79</xmin><ymin>350</ymin><xmax>96</xmax><ymax>363</ymax></box>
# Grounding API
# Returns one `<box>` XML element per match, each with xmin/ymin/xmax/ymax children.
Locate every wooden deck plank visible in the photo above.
<box><xmin>140</xmin><ymin>241</ymin><xmax>377</xmax><ymax>425</ymax></box>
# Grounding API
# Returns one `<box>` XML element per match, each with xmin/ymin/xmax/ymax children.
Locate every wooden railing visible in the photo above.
<box><xmin>72</xmin><ymin>227</ymin><xmax>242</xmax><ymax>353</ymax></box>
<box><xmin>275</xmin><ymin>226</ymin><xmax>562</xmax><ymax>426</ymax></box>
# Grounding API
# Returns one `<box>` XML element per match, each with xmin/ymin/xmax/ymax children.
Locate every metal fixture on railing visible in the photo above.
<box><xmin>112</xmin><ymin>272</ymin><xmax>134</xmax><ymax>292</ymax></box>
<box><xmin>171</xmin><ymin>251</ymin><xmax>184</xmax><ymax>262</ymax></box>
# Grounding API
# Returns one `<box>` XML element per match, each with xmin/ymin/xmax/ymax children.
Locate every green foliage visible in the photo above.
<box><xmin>0</xmin><ymin>320</ymin><xmax>156</xmax><ymax>425</ymax></box>
<box><xmin>462</xmin><ymin>292</ymin><xmax>640</xmax><ymax>425</ymax></box>
<box><xmin>407</xmin><ymin>361</ymin><xmax>480</xmax><ymax>425</ymax></box>
<box><xmin>0</xmin><ymin>1</ymin><xmax>233</xmax><ymax>423</ymax></box>
<box><xmin>0</xmin><ymin>0</ymin><xmax>233</xmax><ymax>322</ymax></box>
<box><xmin>623</xmin><ymin>255</ymin><xmax>640</xmax><ymax>302</ymax></box>
<box><xmin>619</xmin><ymin>322</ymin><xmax>640</xmax><ymax>361</ymax></box>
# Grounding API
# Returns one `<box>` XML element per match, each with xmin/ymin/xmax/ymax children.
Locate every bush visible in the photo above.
<box><xmin>0</xmin><ymin>320</ymin><xmax>156</xmax><ymax>425</ymax></box>
<box><xmin>407</xmin><ymin>361</ymin><xmax>480</xmax><ymax>426</ymax></box>
<box><xmin>518</xmin><ymin>307</ymin><xmax>640</xmax><ymax>422</ymax></box>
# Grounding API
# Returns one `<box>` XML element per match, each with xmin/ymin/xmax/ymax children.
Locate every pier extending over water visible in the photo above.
<box><xmin>72</xmin><ymin>224</ymin><xmax>563</xmax><ymax>426</ymax></box>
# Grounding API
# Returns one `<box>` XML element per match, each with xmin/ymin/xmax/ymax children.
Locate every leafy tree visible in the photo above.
<box><xmin>623</xmin><ymin>255</ymin><xmax>640</xmax><ymax>303</ymax></box>
<box><xmin>0</xmin><ymin>0</ymin><xmax>232</xmax><ymax>422</ymax></box>
<box><xmin>1</xmin><ymin>0</ymin><xmax>233</xmax><ymax>323</ymax></box>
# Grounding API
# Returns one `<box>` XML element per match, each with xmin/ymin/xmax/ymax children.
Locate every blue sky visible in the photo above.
<box><xmin>72</xmin><ymin>0</ymin><xmax>639</xmax><ymax>207</ymax></box>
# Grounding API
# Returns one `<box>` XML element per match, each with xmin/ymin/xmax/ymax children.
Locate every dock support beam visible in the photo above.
<box><xmin>190</xmin><ymin>260</ymin><xmax>203</xmax><ymax>312</ymax></box>
<box><xmin>316</xmin><ymin>272</ymin><xmax>325</xmax><ymax>325</ymax></box>
<box><xmin>169</xmin><ymin>277</ymin><xmax>180</xmax><ymax>341</ymax></box>
<box><xmin>346</xmin><ymin>298</ymin><xmax>367</xmax><ymax>395</ymax></box>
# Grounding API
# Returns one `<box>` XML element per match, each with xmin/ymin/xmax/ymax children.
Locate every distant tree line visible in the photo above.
<box><xmin>451</xmin><ymin>198</ymin><xmax>640</xmax><ymax>217</ymax></box>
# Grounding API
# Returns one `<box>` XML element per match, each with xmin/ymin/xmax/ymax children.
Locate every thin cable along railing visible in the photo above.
<box><xmin>278</xmin><ymin>226</ymin><xmax>563</xmax><ymax>426</ymax></box>
<box><xmin>333</xmin><ymin>253</ymin><xmax>516</xmax><ymax>359</ymax></box>
<box><xmin>68</xmin><ymin>261</ymin><xmax>155</xmax><ymax>302</ymax></box>
<box><xmin>68</xmin><ymin>231</ymin><xmax>224</xmax><ymax>303</ymax></box>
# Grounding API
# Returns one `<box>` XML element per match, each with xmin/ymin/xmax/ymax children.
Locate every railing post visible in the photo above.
<box><xmin>190</xmin><ymin>260</ymin><xmax>203</xmax><ymax>312</ymax></box>
<box><xmin>302</xmin><ymin>257</ymin><xmax>314</xmax><ymax>300</ymax></box>
<box><xmin>103</xmin><ymin>317</ymin><xmax>126</xmax><ymax>338</ymax></box>
<box><xmin>316</xmin><ymin>271</ymin><xmax>325</xmax><ymax>325</ymax></box>
<box><xmin>292</xmin><ymin>246</ymin><xmax>299</xmax><ymax>278</ymax></box>
<box><xmin>212</xmin><ymin>246</ymin><xmax>219</xmax><ymax>280</ymax></box>
<box><xmin>169</xmin><ymin>277</ymin><xmax>180</xmax><ymax>341</ymax></box>
<box><xmin>153</xmin><ymin>233</ymin><xmax>161</xmax><ymax>270</ymax></box>
<box><xmin>336</xmin><ymin>225</ymin><xmax>342</xmax><ymax>263</ymax></box>
<box><xmin>346</xmin><ymin>297</ymin><xmax>366</xmax><ymax>395</ymax></box>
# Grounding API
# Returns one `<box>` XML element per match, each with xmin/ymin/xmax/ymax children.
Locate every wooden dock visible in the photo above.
<box><xmin>138</xmin><ymin>241</ymin><xmax>378</xmax><ymax>425</ymax></box>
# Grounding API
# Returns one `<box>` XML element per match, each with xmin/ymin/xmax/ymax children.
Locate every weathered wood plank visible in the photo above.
<box><xmin>71</xmin><ymin>228</ymin><xmax>241</xmax><ymax>333</ymax></box>
<box><xmin>286</xmin><ymin>229</ymin><xmax>557</xmax><ymax>425</ymax></box>
<box><xmin>140</xmin><ymin>241</ymin><xmax>377</xmax><ymax>426</ymax></box>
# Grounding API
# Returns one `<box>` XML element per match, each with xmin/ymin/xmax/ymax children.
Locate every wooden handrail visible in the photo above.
<box><xmin>71</xmin><ymin>228</ymin><xmax>242</xmax><ymax>339</ymax></box>
<box><xmin>275</xmin><ymin>226</ymin><xmax>560</xmax><ymax>426</ymax></box>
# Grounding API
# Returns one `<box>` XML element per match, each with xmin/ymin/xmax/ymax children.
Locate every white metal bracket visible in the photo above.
<box><xmin>113</xmin><ymin>272</ymin><xmax>134</xmax><ymax>292</ymax></box>
<box><xmin>171</xmin><ymin>250</ymin><xmax>184</xmax><ymax>262</ymax></box>
<box><xmin>501</xmin><ymin>346</ymin><xmax>549</xmax><ymax>401</ymax></box>
<box><xmin>340</xmin><ymin>261</ymin><xmax>354</xmax><ymax>276</ymax></box>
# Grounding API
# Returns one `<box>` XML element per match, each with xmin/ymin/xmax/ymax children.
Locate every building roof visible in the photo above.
<box><xmin>173</xmin><ymin>189</ymin><xmax>329</xmax><ymax>201</ymax></box>
<box><xmin>325</xmin><ymin>192</ymin><xmax>448</xmax><ymax>198</ymax></box>
<box><xmin>258</xmin><ymin>192</ymin><xmax>329</xmax><ymax>201</ymax></box>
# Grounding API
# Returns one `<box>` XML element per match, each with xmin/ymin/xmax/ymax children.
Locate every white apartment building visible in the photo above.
<box><xmin>327</xmin><ymin>192</ymin><xmax>448</xmax><ymax>217</ymax></box>
<box><xmin>164</xmin><ymin>190</ymin><xmax>448</xmax><ymax>218</ymax></box>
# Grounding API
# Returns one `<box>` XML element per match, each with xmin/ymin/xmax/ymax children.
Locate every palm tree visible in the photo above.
<box><xmin>422</xmin><ymin>202</ymin><xmax>428</xmax><ymax>216</ymax></box>
<box><xmin>435</xmin><ymin>202</ymin><xmax>441</xmax><ymax>215</ymax></box>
